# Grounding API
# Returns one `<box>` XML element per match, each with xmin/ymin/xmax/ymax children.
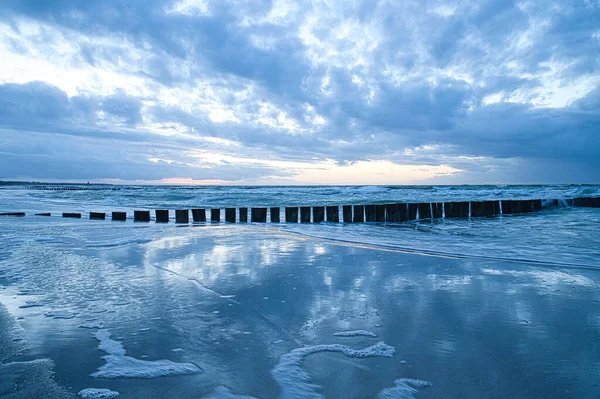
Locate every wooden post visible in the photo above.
<box><xmin>300</xmin><ymin>207</ymin><xmax>311</xmax><ymax>223</ymax></box>
<box><xmin>326</xmin><ymin>206</ymin><xmax>339</xmax><ymax>222</ymax></box>
<box><xmin>35</xmin><ymin>213</ymin><xmax>51</xmax><ymax>216</ymax></box>
<box><xmin>397</xmin><ymin>203</ymin><xmax>408</xmax><ymax>222</ymax></box>
<box><xmin>1</xmin><ymin>212</ymin><xmax>26</xmax><ymax>216</ymax></box>
<box><xmin>252</xmin><ymin>207</ymin><xmax>267</xmax><ymax>222</ymax></box>
<box><xmin>63</xmin><ymin>212</ymin><xmax>81</xmax><ymax>218</ymax></box>
<box><xmin>518</xmin><ymin>200</ymin><xmax>532</xmax><ymax>213</ymax></box>
<box><xmin>225</xmin><ymin>208</ymin><xmax>236</xmax><ymax>223</ymax></box>
<box><xmin>211</xmin><ymin>208</ymin><xmax>220</xmax><ymax>222</ymax></box>
<box><xmin>134</xmin><ymin>210</ymin><xmax>151</xmax><ymax>222</ymax></box>
<box><xmin>313</xmin><ymin>206</ymin><xmax>325</xmax><ymax>223</ymax></box>
<box><xmin>432</xmin><ymin>203</ymin><xmax>443</xmax><ymax>218</ymax></box>
<box><xmin>445</xmin><ymin>202</ymin><xmax>469</xmax><ymax>218</ymax></box>
<box><xmin>90</xmin><ymin>212</ymin><xmax>106</xmax><ymax>220</ymax></box>
<box><xmin>385</xmin><ymin>204</ymin><xmax>399</xmax><ymax>222</ymax></box>
<box><xmin>342</xmin><ymin>205</ymin><xmax>352</xmax><ymax>223</ymax></box>
<box><xmin>176</xmin><ymin>209</ymin><xmax>189</xmax><ymax>223</ymax></box>
<box><xmin>407</xmin><ymin>203</ymin><xmax>418</xmax><ymax>220</ymax></box>
<box><xmin>239</xmin><ymin>208</ymin><xmax>248</xmax><ymax>223</ymax></box>
<box><xmin>285</xmin><ymin>207</ymin><xmax>298</xmax><ymax>223</ymax></box>
<box><xmin>365</xmin><ymin>205</ymin><xmax>376</xmax><ymax>222</ymax></box>
<box><xmin>500</xmin><ymin>200</ymin><xmax>513</xmax><ymax>214</ymax></box>
<box><xmin>471</xmin><ymin>201</ymin><xmax>500</xmax><ymax>217</ymax></box>
<box><xmin>417</xmin><ymin>203</ymin><xmax>431</xmax><ymax>219</ymax></box>
<box><xmin>531</xmin><ymin>199</ymin><xmax>543</xmax><ymax>211</ymax></box>
<box><xmin>156</xmin><ymin>209</ymin><xmax>169</xmax><ymax>223</ymax></box>
<box><xmin>112</xmin><ymin>211</ymin><xmax>126</xmax><ymax>221</ymax></box>
<box><xmin>353</xmin><ymin>205</ymin><xmax>364</xmax><ymax>222</ymax></box>
<box><xmin>375</xmin><ymin>205</ymin><xmax>385</xmax><ymax>222</ymax></box>
<box><xmin>270</xmin><ymin>207</ymin><xmax>280</xmax><ymax>223</ymax></box>
<box><xmin>191</xmin><ymin>208</ymin><xmax>206</xmax><ymax>222</ymax></box>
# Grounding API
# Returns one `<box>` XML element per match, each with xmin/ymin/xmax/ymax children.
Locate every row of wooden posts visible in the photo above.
<box><xmin>74</xmin><ymin>199</ymin><xmax>542</xmax><ymax>223</ymax></box>
<box><xmin>2</xmin><ymin>197</ymin><xmax>598</xmax><ymax>223</ymax></box>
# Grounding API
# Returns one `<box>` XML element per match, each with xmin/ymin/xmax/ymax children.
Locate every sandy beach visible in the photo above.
<box><xmin>1</xmin><ymin>217</ymin><xmax>599</xmax><ymax>398</ymax></box>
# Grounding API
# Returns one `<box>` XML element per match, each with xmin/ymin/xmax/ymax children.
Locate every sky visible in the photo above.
<box><xmin>0</xmin><ymin>0</ymin><xmax>599</xmax><ymax>185</ymax></box>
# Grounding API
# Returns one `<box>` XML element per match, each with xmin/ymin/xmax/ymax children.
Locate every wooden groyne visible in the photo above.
<box><xmin>1</xmin><ymin>197</ymin><xmax>599</xmax><ymax>223</ymax></box>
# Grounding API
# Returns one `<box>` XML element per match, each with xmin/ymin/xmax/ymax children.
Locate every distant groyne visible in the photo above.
<box><xmin>1</xmin><ymin>197</ymin><xmax>599</xmax><ymax>223</ymax></box>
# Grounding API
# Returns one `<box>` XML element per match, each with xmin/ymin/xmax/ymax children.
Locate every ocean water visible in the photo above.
<box><xmin>0</xmin><ymin>185</ymin><xmax>599</xmax><ymax>398</ymax></box>
<box><xmin>1</xmin><ymin>184</ymin><xmax>599</xmax><ymax>268</ymax></box>
<box><xmin>2</xmin><ymin>183</ymin><xmax>600</xmax><ymax>212</ymax></box>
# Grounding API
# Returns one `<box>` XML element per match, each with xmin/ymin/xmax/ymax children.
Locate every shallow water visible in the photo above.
<box><xmin>1</xmin><ymin>183</ymin><xmax>599</xmax><ymax>213</ymax></box>
<box><xmin>1</xmin><ymin>218</ymin><xmax>599</xmax><ymax>398</ymax></box>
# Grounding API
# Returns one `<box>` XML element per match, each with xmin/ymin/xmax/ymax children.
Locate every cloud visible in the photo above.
<box><xmin>0</xmin><ymin>0</ymin><xmax>598</xmax><ymax>183</ymax></box>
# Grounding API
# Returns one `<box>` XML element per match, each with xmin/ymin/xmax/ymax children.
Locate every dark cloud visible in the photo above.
<box><xmin>0</xmin><ymin>0</ymin><xmax>598</xmax><ymax>183</ymax></box>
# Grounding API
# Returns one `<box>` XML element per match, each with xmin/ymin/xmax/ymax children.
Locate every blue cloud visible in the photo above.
<box><xmin>0</xmin><ymin>0</ymin><xmax>598</xmax><ymax>183</ymax></box>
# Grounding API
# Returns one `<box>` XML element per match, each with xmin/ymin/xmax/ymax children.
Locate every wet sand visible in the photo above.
<box><xmin>1</xmin><ymin>219</ymin><xmax>599</xmax><ymax>398</ymax></box>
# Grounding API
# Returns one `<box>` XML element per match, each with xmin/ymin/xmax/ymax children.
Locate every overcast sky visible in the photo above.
<box><xmin>0</xmin><ymin>0</ymin><xmax>598</xmax><ymax>184</ymax></box>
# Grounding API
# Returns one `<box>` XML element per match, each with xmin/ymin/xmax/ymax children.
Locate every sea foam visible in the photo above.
<box><xmin>91</xmin><ymin>329</ymin><xmax>201</xmax><ymax>378</ymax></box>
<box><xmin>78</xmin><ymin>388</ymin><xmax>120</xmax><ymax>399</ymax></box>
<box><xmin>271</xmin><ymin>342</ymin><xmax>395</xmax><ymax>399</ymax></box>
<box><xmin>333</xmin><ymin>330</ymin><xmax>378</xmax><ymax>337</ymax></box>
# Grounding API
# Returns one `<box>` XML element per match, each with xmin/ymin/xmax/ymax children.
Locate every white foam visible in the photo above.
<box><xmin>91</xmin><ymin>329</ymin><xmax>201</xmax><ymax>378</ymax></box>
<box><xmin>333</xmin><ymin>330</ymin><xmax>378</xmax><ymax>338</ymax></box>
<box><xmin>78</xmin><ymin>388</ymin><xmax>120</xmax><ymax>399</ymax></box>
<box><xmin>44</xmin><ymin>311</ymin><xmax>77</xmax><ymax>319</ymax></box>
<box><xmin>272</xmin><ymin>342</ymin><xmax>395</xmax><ymax>399</ymax></box>
<box><xmin>377</xmin><ymin>378</ymin><xmax>432</xmax><ymax>399</ymax></box>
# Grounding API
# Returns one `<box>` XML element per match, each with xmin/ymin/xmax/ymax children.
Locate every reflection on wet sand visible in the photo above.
<box><xmin>0</xmin><ymin>220</ymin><xmax>599</xmax><ymax>398</ymax></box>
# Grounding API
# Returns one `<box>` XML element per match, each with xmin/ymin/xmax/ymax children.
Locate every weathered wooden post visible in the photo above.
<box><xmin>35</xmin><ymin>213</ymin><xmax>51</xmax><ymax>217</ymax></box>
<box><xmin>385</xmin><ymin>204</ymin><xmax>399</xmax><ymax>222</ymax></box>
<box><xmin>397</xmin><ymin>203</ymin><xmax>408</xmax><ymax>222</ymax></box>
<box><xmin>285</xmin><ymin>207</ymin><xmax>298</xmax><ymax>223</ymax></box>
<box><xmin>134</xmin><ymin>210</ymin><xmax>151</xmax><ymax>222</ymax></box>
<box><xmin>445</xmin><ymin>202</ymin><xmax>469</xmax><ymax>218</ymax></box>
<box><xmin>252</xmin><ymin>207</ymin><xmax>267</xmax><ymax>222</ymax></box>
<box><xmin>300</xmin><ymin>207</ymin><xmax>311</xmax><ymax>223</ymax></box>
<box><xmin>470</xmin><ymin>201</ymin><xmax>500</xmax><ymax>217</ymax></box>
<box><xmin>313</xmin><ymin>206</ymin><xmax>325</xmax><ymax>223</ymax></box>
<box><xmin>211</xmin><ymin>209</ymin><xmax>220</xmax><ymax>222</ymax></box>
<box><xmin>500</xmin><ymin>200</ymin><xmax>513</xmax><ymax>214</ymax></box>
<box><xmin>156</xmin><ymin>209</ymin><xmax>169</xmax><ymax>223</ymax></box>
<box><xmin>375</xmin><ymin>205</ymin><xmax>385</xmax><ymax>222</ymax></box>
<box><xmin>112</xmin><ymin>211</ymin><xmax>126</xmax><ymax>221</ymax></box>
<box><xmin>407</xmin><ymin>203</ymin><xmax>418</xmax><ymax>220</ymax></box>
<box><xmin>239</xmin><ymin>208</ymin><xmax>248</xmax><ymax>223</ymax></box>
<box><xmin>342</xmin><ymin>205</ymin><xmax>352</xmax><ymax>223</ymax></box>
<box><xmin>90</xmin><ymin>212</ymin><xmax>106</xmax><ymax>220</ymax></box>
<box><xmin>417</xmin><ymin>203</ymin><xmax>431</xmax><ymax>219</ymax></box>
<box><xmin>270</xmin><ymin>207</ymin><xmax>281</xmax><ymax>222</ymax></box>
<box><xmin>176</xmin><ymin>209</ymin><xmax>189</xmax><ymax>223</ymax></box>
<box><xmin>432</xmin><ymin>203</ymin><xmax>443</xmax><ymax>218</ymax></box>
<box><xmin>531</xmin><ymin>199</ymin><xmax>543</xmax><ymax>211</ymax></box>
<box><xmin>353</xmin><ymin>205</ymin><xmax>364</xmax><ymax>222</ymax></box>
<box><xmin>365</xmin><ymin>205</ymin><xmax>376</xmax><ymax>222</ymax></box>
<box><xmin>326</xmin><ymin>206</ymin><xmax>339</xmax><ymax>222</ymax></box>
<box><xmin>225</xmin><ymin>208</ymin><xmax>236</xmax><ymax>223</ymax></box>
<box><xmin>191</xmin><ymin>208</ymin><xmax>206</xmax><ymax>222</ymax></box>
<box><xmin>63</xmin><ymin>212</ymin><xmax>81</xmax><ymax>218</ymax></box>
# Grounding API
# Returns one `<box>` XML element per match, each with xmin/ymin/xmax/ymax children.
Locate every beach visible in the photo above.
<box><xmin>1</xmin><ymin>214</ymin><xmax>599</xmax><ymax>398</ymax></box>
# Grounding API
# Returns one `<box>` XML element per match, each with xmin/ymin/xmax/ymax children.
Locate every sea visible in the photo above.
<box><xmin>1</xmin><ymin>183</ymin><xmax>599</xmax><ymax>268</ymax></box>
<box><xmin>1</xmin><ymin>183</ymin><xmax>599</xmax><ymax>398</ymax></box>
